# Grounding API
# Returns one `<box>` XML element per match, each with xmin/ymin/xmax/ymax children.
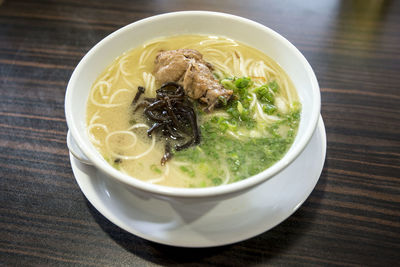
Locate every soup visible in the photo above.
<box><xmin>86</xmin><ymin>35</ymin><xmax>301</xmax><ymax>188</ymax></box>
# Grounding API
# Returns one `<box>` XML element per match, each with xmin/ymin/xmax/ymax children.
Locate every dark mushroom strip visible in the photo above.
<box><xmin>175</xmin><ymin>107</ymin><xmax>200</xmax><ymax>151</ymax></box>
<box><xmin>147</xmin><ymin>122</ymin><xmax>166</xmax><ymax>136</ymax></box>
<box><xmin>145</xmin><ymin>99</ymin><xmax>167</xmax><ymax>111</ymax></box>
<box><xmin>165</xmin><ymin>97</ymin><xmax>181</xmax><ymax>127</ymax></box>
<box><xmin>144</xmin><ymin>101</ymin><xmax>169</xmax><ymax>121</ymax></box>
<box><xmin>175</xmin><ymin>138</ymin><xmax>194</xmax><ymax>151</ymax></box>
<box><xmin>161</xmin><ymin>141</ymin><xmax>172</xmax><ymax>166</ymax></box>
<box><xmin>131</xmin><ymin>86</ymin><xmax>145</xmax><ymax>105</ymax></box>
<box><xmin>164</xmin><ymin>124</ymin><xmax>185</xmax><ymax>140</ymax></box>
<box><xmin>133</xmin><ymin>100</ymin><xmax>151</xmax><ymax>111</ymax></box>
<box><xmin>186</xmin><ymin>107</ymin><xmax>200</xmax><ymax>144</ymax></box>
<box><xmin>133</xmin><ymin>82</ymin><xmax>201</xmax><ymax>164</ymax></box>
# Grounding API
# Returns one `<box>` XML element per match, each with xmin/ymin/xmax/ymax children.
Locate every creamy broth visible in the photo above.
<box><xmin>86</xmin><ymin>35</ymin><xmax>300</xmax><ymax>188</ymax></box>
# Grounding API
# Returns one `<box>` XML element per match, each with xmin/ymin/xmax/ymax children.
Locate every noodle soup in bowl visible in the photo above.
<box><xmin>65</xmin><ymin>11</ymin><xmax>320</xmax><ymax>202</ymax></box>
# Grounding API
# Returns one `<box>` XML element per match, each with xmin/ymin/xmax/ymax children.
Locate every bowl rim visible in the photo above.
<box><xmin>65</xmin><ymin>10</ymin><xmax>320</xmax><ymax>198</ymax></box>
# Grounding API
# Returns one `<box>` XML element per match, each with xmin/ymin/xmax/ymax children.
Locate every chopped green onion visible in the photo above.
<box><xmin>212</xmin><ymin>178</ymin><xmax>223</xmax><ymax>186</ymax></box>
<box><xmin>262</xmin><ymin>103</ymin><xmax>277</xmax><ymax>115</ymax></box>
<box><xmin>268</xmin><ymin>80</ymin><xmax>279</xmax><ymax>92</ymax></box>
<box><xmin>255</xmin><ymin>84</ymin><xmax>274</xmax><ymax>103</ymax></box>
<box><xmin>235</xmin><ymin>77</ymin><xmax>251</xmax><ymax>89</ymax></box>
<box><xmin>179</xmin><ymin>166</ymin><xmax>195</xmax><ymax>177</ymax></box>
<box><xmin>221</xmin><ymin>79</ymin><xmax>236</xmax><ymax>91</ymax></box>
<box><xmin>150</xmin><ymin>164</ymin><xmax>162</xmax><ymax>174</ymax></box>
<box><xmin>237</xmin><ymin>101</ymin><xmax>244</xmax><ymax>114</ymax></box>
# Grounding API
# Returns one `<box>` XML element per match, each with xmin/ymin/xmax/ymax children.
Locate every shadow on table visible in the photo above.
<box><xmin>87</xmin><ymin>160</ymin><xmax>329</xmax><ymax>265</ymax></box>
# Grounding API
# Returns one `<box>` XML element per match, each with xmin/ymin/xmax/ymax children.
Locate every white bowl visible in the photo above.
<box><xmin>65</xmin><ymin>11</ymin><xmax>320</xmax><ymax>200</ymax></box>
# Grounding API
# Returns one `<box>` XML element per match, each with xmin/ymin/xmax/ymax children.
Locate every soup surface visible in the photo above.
<box><xmin>86</xmin><ymin>35</ymin><xmax>301</xmax><ymax>188</ymax></box>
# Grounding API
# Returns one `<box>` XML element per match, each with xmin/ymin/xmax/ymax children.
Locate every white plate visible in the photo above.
<box><xmin>70</xmin><ymin>116</ymin><xmax>326</xmax><ymax>247</ymax></box>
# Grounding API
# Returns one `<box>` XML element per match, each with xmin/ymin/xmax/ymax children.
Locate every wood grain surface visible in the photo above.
<box><xmin>1</xmin><ymin>0</ymin><xmax>399</xmax><ymax>266</ymax></box>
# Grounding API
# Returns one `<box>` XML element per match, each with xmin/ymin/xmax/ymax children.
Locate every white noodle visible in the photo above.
<box><xmin>105</xmin><ymin>130</ymin><xmax>137</xmax><ymax>152</ymax></box>
<box><xmin>108</xmin><ymin>88</ymin><xmax>130</xmax><ymax>104</ymax></box>
<box><xmin>105</xmin><ymin>124</ymin><xmax>156</xmax><ymax>160</ymax></box>
<box><xmin>112</xmin><ymin>67</ymin><xmax>121</xmax><ymax>84</ymax></box>
<box><xmin>129</xmin><ymin>123</ymin><xmax>149</xmax><ymax>130</ymax></box>
<box><xmin>281</xmin><ymin>77</ymin><xmax>293</xmax><ymax>108</ymax></box>
<box><xmin>143</xmin><ymin>39</ymin><xmax>166</xmax><ymax>49</ymax></box>
<box><xmin>261</xmin><ymin>61</ymin><xmax>277</xmax><ymax>76</ymax></box>
<box><xmin>208</xmin><ymin>59</ymin><xmax>231</xmax><ymax>76</ymax></box>
<box><xmin>93</xmin><ymin>80</ymin><xmax>111</xmax><ymax>96</ymax></box>
<box><xmin>242</xmin><ymin>59</ymin><xmax>253</xmax><ymax>77</ymax></box>
<box><xmin>235</xmin><ymin>50</ymin><xmax>247</xmax><ymax>76</ymax></box>
<box><xmin>89</xmin><ymin>86</ymin><xmax>124</xmax><ymax>108</ymax></box>
<box><xmin>89</xmin><ymin>110</ymin><xmax>100</xmax><ymax>124</ymax></box>
<box><xmin>254</xmin><ymin>102</ymin><xmax>280</xmax><ymax>123</ymax></box>
<box><xmin>138</xmin><ymin>49</ymin><xmax>149</xmax><ymax>66</ymax></box>
<box><xmin>87</xmin><ymin>123</ymin><xmax>108</xmax><ymax>145</ymax></box>
<box><xmin>203</xmin><ymin>48</ymin><xmax>228</xmax><ymax>58</ymax></box>
<box><xmin>232</xmin><ymin>51</ymin><xmax>240</xmax><ymax>76</ymax></box>
<box><xmin>142</xmin><ymin>72</ymin><xmax>156</xmax><ymax>95</ymax></box>
<box><xmin>199</xmin><ymin>38</ymin><xmax>238</xmax><ymax>47</ymax></box>
<box><xmin>138</xmin><ymin>45</ymin><xmax>158</xmax><ymax>66</ymax></box>
<box><xmin>249</xmin><ymin>93</ymin><xmax>257</xmax><ymax>110</ymax></box>
<box><xmin>119</xmin><ymin>59</ymin><xmax>132</xmax><ymax>76</ymax></box>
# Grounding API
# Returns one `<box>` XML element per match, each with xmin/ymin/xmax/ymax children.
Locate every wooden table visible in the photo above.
<box><xmin>1</xmin><ymin>0</ymin><xmax>399</xmax><ymax>265</ymax></box>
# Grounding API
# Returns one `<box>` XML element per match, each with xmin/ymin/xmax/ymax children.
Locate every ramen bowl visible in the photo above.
<box><xmin>65</xmin><ymin>11</ymin><xmax>320</xmax><ymax>202</ymax></box>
